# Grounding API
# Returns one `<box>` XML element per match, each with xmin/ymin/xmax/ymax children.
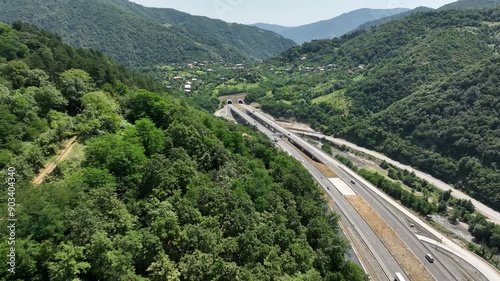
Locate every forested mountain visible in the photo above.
<box><xmin>439</xmin><ymin>0</ymin><xmax>500</xmax><ymax>10</ymax></box>
<box><xmin>243</xmin><ymin>8</ymin><xmax>500</xmax><ymax>210</ymax></box>
<box><xmin>352</xmin><ymin>7</ymin><xmax>434</xmax><ymax>33</ymax></box>
<box><xmin>0</xmin><ymin>0</ymin><xmax>295</xmax><ymax>66</ymax></box>
<box><xmin>0</xmin><ymin>22</ymin><xmax>365</xmax><ymax>281</ymax></box>
<box><xmin>350</xmin><ymin>0</ymin><xmax>500</xmax><ymax>34</ymax></box>
<box><xmin>252</xmin><ymin>23</ymin><xmax>292</xmax><ymax>35</ymax></box>
<box><xmin>362</xmin><ymin>58</ymin><xmax>500</xmax><ymax>208</ymax></box>
<box><xmin>253</xmin><ymin>8</ymin><xmax>409</xmax><ymax>44</ymax></box>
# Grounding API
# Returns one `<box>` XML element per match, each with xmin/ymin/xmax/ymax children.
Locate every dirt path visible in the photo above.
<box><xmin>32</xmin><ymin>136</ymin><xmax>78</xmax><ymax>185</ymax></box>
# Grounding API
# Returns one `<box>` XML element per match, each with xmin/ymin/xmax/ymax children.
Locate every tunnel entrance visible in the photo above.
<box><xmin>238</xmin><ymin>99</ymin><xmax>245</xmax><ymax>104</ymax></box>
<box><xmin>227</xmin><ymin>100</ymin><xmax>233</xmax><ymax>104</ymax></box>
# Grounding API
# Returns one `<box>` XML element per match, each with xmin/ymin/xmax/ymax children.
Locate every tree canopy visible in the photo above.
<box><xmin>0</xmin><ymin>22</ymin><xmax>365</xmax><ymax>281</ymax></box>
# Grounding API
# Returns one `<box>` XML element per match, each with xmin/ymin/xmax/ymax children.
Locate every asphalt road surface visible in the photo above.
<box><xmin>295</xmin><ymin>131</ymin><xmax>500</xmax><ymax>225</ymax></box>
<box><xmin>229</xmin><ymin>105</ymin><xmax>409</xmax><ymax>281</ymax></box>
<box><xmin>230</xmin><ymin>104</ymin><xmax>500</xmax><ymax>281</ymax></box>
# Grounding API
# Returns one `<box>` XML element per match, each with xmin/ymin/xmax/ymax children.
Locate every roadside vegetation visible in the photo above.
<box><xmin>0</xmin><ymin>22</ymin><xmax>366</xmax><ymax>281</ymax></box>
<box><xmin>247</xmin><ymin>8</ymin><xmax>500</xmax><ymax>213</ymax></box>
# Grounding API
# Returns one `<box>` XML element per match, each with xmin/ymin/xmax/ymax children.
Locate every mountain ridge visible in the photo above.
<box><xmin>0</xmin><ymin>0</ymin><xmax>295</xmax><ymax>66</ymax></box>
<box><xmin>439</xmin><ymin>0</ymin><xmax>500</xmax><ymax>10</ymax></box>
<box><xmin>253</xmin><ymin>8</ymin><xmax>410</xmax><ymax>44</ymax></box>
<box><xmin>246</xmin><ymin>7</ymin><xmax>500</xmax><ymax>211</ymax></box>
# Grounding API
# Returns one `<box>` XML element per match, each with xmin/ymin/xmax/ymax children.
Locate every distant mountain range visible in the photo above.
<box><xmin>0</xmin><ymin>0</ymin><xmax>296</xmax><ymax>66</ymax></box>
<box><xmin>253</xmin><ymin>8</ymin><xmax>410</xmax><ymax>44</ymax></box>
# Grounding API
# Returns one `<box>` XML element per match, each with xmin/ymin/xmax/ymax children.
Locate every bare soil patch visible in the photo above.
<box><xmin>32</xmin><ymin>136</ymin><xmax>77</xmax><ymax>185</ymax></box>
<box><xmin>276</xmin><ymin>120</ymin><xmax>315</xmax><ymax>132</ymax></box>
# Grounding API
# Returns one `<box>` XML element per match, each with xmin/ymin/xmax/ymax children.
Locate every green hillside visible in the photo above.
<box><xmin>354</xmin><ymin>58</ymin><xmax>500</xmax><ymax>208</ymax></box>
<box><xmin>353</xmin><ymin>0</ymin><xmax>500</xmax><ymax>34</ymax></box>
<box><xmin>352</xmin><ymin>7</ymin><xmax>434</xmax><ymax>33</ymax></box>
<box><xmin>237</xmin><ymin>8</ymin><xmax>500</xmax><ymax>210</ymax></box>
<box><xmin>0</xmin><ymin>0</ymin><xmax>295</xmax><ymax>66</ymax></box>
<box><xmin>440</xmin><ymin>0</ymin><xmax>500</xmax><ymax>10</ymax></box>
<box><xmin>0</xmin><ymin>22</ymin><xmax>365</xmax><ymax>281</ymax></box>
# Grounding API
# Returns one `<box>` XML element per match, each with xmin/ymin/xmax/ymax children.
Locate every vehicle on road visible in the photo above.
<box><xmin>393</xmin><ymin>272</ymin><xmax>406</xmax><ymax>281</ymax></box>
<box><xmin>410</xmin><ymin>223</ymin><xmax>415</xmax><ymax>227</ymax></box>
<box><xmin>425</xmin><ymin>254</ymin><xmax>435</xmax><ymax>263</ymax></box>
<box><xmin>350</xmin><ymin>179</ymin><xmax>356</xmax><ymax>184</ymax></box>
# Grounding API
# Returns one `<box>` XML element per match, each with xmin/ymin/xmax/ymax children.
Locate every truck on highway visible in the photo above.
<box><xmin>393</xmin><ymin>272</ymin><xmax>406</xmax><ymax>281</ymax></box>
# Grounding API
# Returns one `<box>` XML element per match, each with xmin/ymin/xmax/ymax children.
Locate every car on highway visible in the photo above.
<box><xmin>393</xmin><ymin>272</ymin><xmax>406</xmax><ymax>281</ymax></box>
<box><xmin>425</xmin><ymin>254</ymin><xmax>435</xmax><ymax>263</ymax></box>
<box><xmin>350</xmin><ymin>179</ymin><xmax>356</xmax><ymax>184</ymax></box>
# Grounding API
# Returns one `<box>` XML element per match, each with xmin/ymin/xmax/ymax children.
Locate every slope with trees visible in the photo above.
<box><xmin>351</xmin><ymin>7</ymin><xmax>434</xmax><ymax>33</ymax></box>
<box><xmin>0</xmin><ymin>22</ymin><xmax>365</xmax><ymax>281</ymax></box>
<box><xmin>242</xmin><ymin>8</ymin><xmax>500</xmax><ymax>211</ymax></box>
<box><xmin>439</xmin><ymin>0</ymin><xmax>500</xmax><ymax>10</ymax></box>
<box><xmin>0</xmin><ymin>0</ymin><xmax>295</xmax><ymax>66</ymax></box>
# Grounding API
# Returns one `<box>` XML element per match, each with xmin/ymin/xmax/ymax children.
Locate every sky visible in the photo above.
<box><xmin>130</xmin><ymin>0</ymin><xmax>458</xmax><ymax>26</ymax></box>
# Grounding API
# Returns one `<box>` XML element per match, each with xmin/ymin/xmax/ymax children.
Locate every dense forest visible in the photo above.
<box><xmin>222</xmin><ymin>8</ymin><xmax>500</xmax><ymax>210</ymax></box>
<box><xmin>0</xmin><ymin>0</ymin><xmax>295</xmax><ymax>66</ymax></box>
<box><xmin>439</xmin><ymin>0</ymin><xmax>500</xmax><ymax>10</ymax></box>
<box><xmin>0</xmin><ymin>22</ymin><xmax>365</xmax><ymax>281</ymax></box>
<box><xmin>351</xmin><ymin>7</ymin><xmax>434</xmax><ymax>33</ymax></box>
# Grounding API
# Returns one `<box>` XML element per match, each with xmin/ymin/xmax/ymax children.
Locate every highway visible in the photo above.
<box><xmin>227</xmin><ymin>103</ymin><xmax>500</xmax><ymax>281</ymax></box>
<box><xmin>295</xmin><ymin>131</ymin><xmax>500</xmax><ymax>225</ymax></box>
<box><xmin>228</xmin><ymin>105</ymin><xmax>409</xmax><ymax>281</ymax></box>
<box><xmin>235</xmin><ymin>104</ymin><xmax>500</xmax><ymax>281</ymax></box>
<box><xmin>236</xmin><ymin>105</ymin><xmax>461</xmax><ymax>281</ymax></box>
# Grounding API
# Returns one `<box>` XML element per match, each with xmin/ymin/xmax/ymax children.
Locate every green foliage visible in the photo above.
<box><xmin>0</xmin><ymin>22</ymin><xmax>162</xmax><ymax>174</ymax></box>
<box><xmin>0</xmin><ymin>21</ymin><xmax>363</xmax><ymax>281</ymax></box>
<box><xmin>48</xmin><ymin>242</ymin><xmax>91</xmax><ymax>280</ymax></box>
<box><xmin>321</xmin><ymin>143</ymin><xmax>332</xmax><ymax>155</ymax></box>
<box><xmin>359</xmin><ymin>168</ymin><xmax>436</xmax><ymax>215</ymax></box>
<box><xmin>83</xmin><ymin>133</ymin><xmax>147</xmax><ymax>191</ymax></box>
<box><xmin>0</xmin><ymin>0</ymin><xmax>295</xmax><ymax>66</ymax></box>
<box><xmin>59</xmin><ymin>69</ymin><xmax>95</xmax><ymax>114</ymax></box>
<box><xmin>383</xmin><ymin>163</ymin><xmax>435</xmax><ymax>193</ymax></box>
<box><xmin>335</xmin><ymin>155</ymin><xmax>358</xmax><ymax>172</ymax></box>
<box><xmin>252</xmin><ymin>8</ymin><xmax>500</xmax><ymax>211</ymax></box>
<box><xmin>126</xmin><ymin>118</ymin><xmax>165</xmax><ymax>157</ymax></box>
<box><xmin>439</xmin><ymin>0</ymin><xmax>500</xmax><ymax>10</ymax></box>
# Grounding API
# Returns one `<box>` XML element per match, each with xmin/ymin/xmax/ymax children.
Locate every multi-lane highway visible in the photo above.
<box><xmin>293</xmin><ymin>131</ymin><xmax>500</xmax><ymax>225</ymax></box>
<box><xmin>226</xmin><ymin>103</ymin><xmax>500</xmax><ymax>281</ymax></box>
<box><xmin>229</xmin><ymin>104</ymin><xmax>409</xmax><ymax>280</ymax></box>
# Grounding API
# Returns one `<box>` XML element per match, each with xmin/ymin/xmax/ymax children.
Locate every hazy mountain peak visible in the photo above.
<box><xmin>253</xmin><ymin>8</ymin><xmax>410</xmax><ymax>44</ymax></box>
